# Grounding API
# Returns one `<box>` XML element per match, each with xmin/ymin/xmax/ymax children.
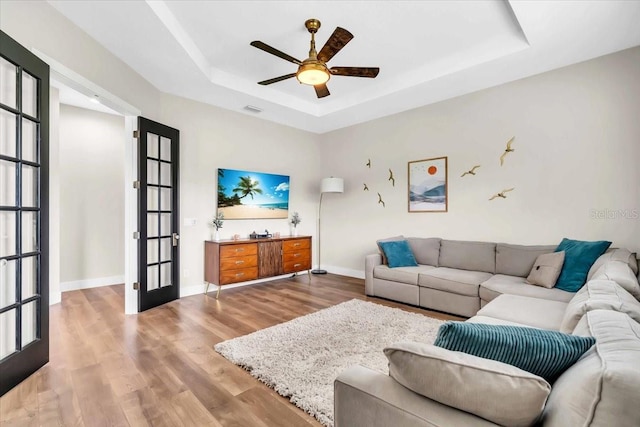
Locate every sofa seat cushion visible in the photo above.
<box><xmin>467</xmin><ymin>315</ymin><xmax>534</xmax><ymax>328</ymax></box>
<box><xmin>559</xmin><ymin>280</ymin><xmax>640</xmax><ymax>333</ymax></box>
<box><xmin>373</xmin><ymin>264</ymin><xmax>436</xmax><ymax>285</ymax></box>
<box><xmin>476</xmin><ymin>294</ymin><xmax>568</xmax><ymax>330</ymax></box>
<box><xmin>495</xmin><ymin>243</ymin><xmax>557</xmax><ymax>277</ymax></box>
<box><xmin>438</xmin><ymin>240</ymin><xmax>496</xmax><ymax>273</ymax></box>
<box><xmin>542</xmin><ymin>310</ymin><xmax>640</xmax><ymax>427</ymax></box>
<box><xmin>479</xmin><ymin>274</ymin><xmax>574</xmax><ymax>303</ymax></box>
<box><xmin>418</xmin><ymin>267</ymin><xmax>491</xmax><ymax>296</ymax></box>
<box><xmin>384</xmin><ymin>342</ymin><xmax>551</xmax><ymax>427</ymax></box>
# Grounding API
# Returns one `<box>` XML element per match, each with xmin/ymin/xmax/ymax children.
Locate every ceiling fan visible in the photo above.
<box><xmin>250</xmin><ymin>19</ymin><xmax>380</xmax><ymax>98</ymax></box>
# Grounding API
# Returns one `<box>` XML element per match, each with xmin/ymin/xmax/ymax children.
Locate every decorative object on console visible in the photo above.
<box><xmin>376</xmin><ymin>192</ymin><xmax>385</xmax><ymax>208</ymax></box>
<box><xmin>290</xmin><ymin>211</ymin><xmax>301</xmax><ymax>236</ymax></box>
<box><xmin>554</xmin><ymin>238</ymin><xmax>612</xmax><ymax>292</ymax></box>
<box><xmin>489</xmin><ymin>187</ymin><xmax>514</xmax><ymax>201</ymax></box>
<box><xmin>460</xmin><ymin>165</ymin><xmax>481</xmax><ymax>177</ymax></box>
<box><xmin>312</xmin><ymin>177</ymin><xmax>344</xmax><ymax>274</ymax></box>
<box><xmin>526</xmin><ymin>251</ymin><xmax>565</xmax><ymax>288</ymax></box>
<box><xmin>210</xmin><ymin>211</ymin><xmax>224</xmax><ymax>241</ymax></box>
<box><xmin>388</xmin><ymin>168</ymin><xmax>395</xmax><ymax>186</ymax></box>
<box><xmin>433</xmin><ymin>321</ymin><xmax>595</xmax><ymax>382</ymax></box>
<box><xmin>408</xmin><ymin>156</ymin><xmax>448</xmax><ymax>212</ymax></box>
<box><xmin>499</xmin><ymin>136</ymin><xmax>515</xmax><ymax>166</ymax></box>
<box><xmin>217</xmin><ymin>168</ymin><xmax>290</xmax><ymax>220</ymax></box>
<box><xmin>250</xmin><ymin>230</ymin><xmax>272</xmax><ymax>239</ymax></box>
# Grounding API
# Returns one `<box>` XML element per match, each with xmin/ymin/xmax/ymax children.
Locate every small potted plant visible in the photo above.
<box><xmin>211</xmin><ymin>211</ymin><xmax>224</xmax><ymax>241</ymax></box>
<box><xmin>290</xmin><ymin>212</ymin><xmax>301</xmax><ymax>236</ymax></box>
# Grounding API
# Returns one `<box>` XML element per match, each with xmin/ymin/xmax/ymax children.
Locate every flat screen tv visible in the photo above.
<box><xmin>216</xmin><ymin>168</ymin><xmax>290</xmax><ymax>219</ymax></box>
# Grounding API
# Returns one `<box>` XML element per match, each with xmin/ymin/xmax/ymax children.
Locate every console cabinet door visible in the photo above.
<box><xmin>258</xmin><ymin>241</ymin><xmax>283</xmax><ymax>278</ymax></box>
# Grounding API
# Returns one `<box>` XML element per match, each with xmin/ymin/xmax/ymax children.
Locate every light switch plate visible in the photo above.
<box><xmin>184</xmin><ymin>218</ymin><xmax>197</xmax><ymax>226</ymax></box>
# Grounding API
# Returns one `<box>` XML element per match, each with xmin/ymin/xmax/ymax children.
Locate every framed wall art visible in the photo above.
<box><xmin>408</xmin><ymin>156</ymin><xmax>448</xmax><ymax>212</ymax></box>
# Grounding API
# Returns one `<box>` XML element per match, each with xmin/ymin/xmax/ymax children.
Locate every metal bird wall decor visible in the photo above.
<box><xmin>377</xmin><ymin>192</ymin><xmax>385</xmax><ymax>207</ymax></box>
<box><xmin>388</xmin><ymin>169</ymin><xmax>395</xmax><ymax>187</ymax></box>
<box><xmin>461</xmin><ymin>165</ymin><xmax>481</xmax><ymax>177</ymax></box>
<box><xmin>489</xmin><ymin>187</ymin><xmax>515</xmax><ymax>201</ymax></box>
<box><xmin>499</xmin><ymin>137</ymin><xmax>515</xmax><ymax>166</ymax></box>
<box><xmin>366</xmin><ymin>158</ymin><xmax>371</xmax><ymax>168</ymax></box>
<box><xmin>363</xmin><ymin>183</ymin><xmax>369</xmax><ymax>191</ymax></box>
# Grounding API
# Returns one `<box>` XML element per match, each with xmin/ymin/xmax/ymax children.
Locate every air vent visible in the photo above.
<box><xmin>243</xmin><ymin>105</ymin><xmax>263</xmax><ymax>114</ymax></box>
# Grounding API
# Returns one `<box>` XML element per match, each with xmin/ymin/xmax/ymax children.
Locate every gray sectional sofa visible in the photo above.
<box><xmin>365</xmin><ymin>237</ymin><xmax>637</xmax><ymax>317</ymax></box>
<box><xmin>336</xmin><ymin>239</ymin><xmax>640</xmax><ymax>427</ymax></box>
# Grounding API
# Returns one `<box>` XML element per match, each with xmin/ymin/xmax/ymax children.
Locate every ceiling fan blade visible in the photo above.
<box><xmin>317</xmin><ymin>27</ymin><xmax>354</xmax><ymax>63</ymax></box>
<box><xmin>258</xmin><ymin>73</ymin><xmax>297</xmax><ymax>85</ymax></box>
<box><xmin>314</xmin><ymin>84</ymin><xmax>330</xmax><ymax>98</ymax></box>
<box><xmin>330</xmin><ymin>67</ymin><xmax>380</xmax><ymax>78</ymax></box>
<box><xmin>250</xmin><ymin>41</ymin><xmax>302</xmax><ymax>65</ymax></box>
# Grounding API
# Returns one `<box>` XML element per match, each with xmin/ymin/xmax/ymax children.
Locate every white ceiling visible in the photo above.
<box><xmin>48</xmin><ymin>0</ymin><xmax>640</xmax><ymax>134</ymax></box>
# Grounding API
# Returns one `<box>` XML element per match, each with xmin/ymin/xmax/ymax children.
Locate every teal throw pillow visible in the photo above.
<box><xmin>378</xmin><ymin>240</ymin><xmax>418</xmax><ymax>268</ymax></box>
<box><xmin>554</xmin><ymin>238</ymin><xmax>611</xmax><ymax>292</ymax></box>
<box><xmin>434</xmin><ymin>322</ymin><xmax>595</xmax><ymax>382</ymax></box>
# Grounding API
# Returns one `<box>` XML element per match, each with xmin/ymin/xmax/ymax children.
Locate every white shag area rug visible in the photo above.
<box><xmin>214</xmin><ymin>299</ymin><xmax>446</xmax><ymax>427</ymax></box>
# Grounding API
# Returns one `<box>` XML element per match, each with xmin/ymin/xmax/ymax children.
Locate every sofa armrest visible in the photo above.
<box><xmin>365</xmin><ymin>253</ymin><xmax>383</xmax><ymax>295</ymax></box>
<box><xmin>334</xmin><ymin>365</ymin><xmax>498</xmax><ymax>427</ymax></box>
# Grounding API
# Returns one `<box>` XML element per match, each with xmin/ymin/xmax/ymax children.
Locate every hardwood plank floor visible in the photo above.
<box><xmin>0</xmin><ymin>274</ymin><xmax>461</xmax><ymax>426</ymax></box>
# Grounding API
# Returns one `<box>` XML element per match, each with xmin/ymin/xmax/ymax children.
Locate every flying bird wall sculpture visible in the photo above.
<box><xmin>489</xmin><ymin>187</ymin><xmax>515</xmax><ymax>201</ymax></box>
<box><xmin>461</xmin><ymin>165</ymin><xmax>481</xmax><ymax>177</ymax></box>
<box><xmin>500</xmin><ymin>137</ymin><xmax>515</xmax><ymax>166</ymax></box>
<box><xmin>366</xmin><ymin>158</ymin><xmax>371</xmax><ymax>168</ymax></box>
<box><xmin>388</xmin><ymin>169</ymin><xmax>395</xmax><ymax>186</ymax></box>
<box><xmin>377</xmin><ymin>192</ymin><xmax>386</xmax><ymax>207</ymax></box>
<box><xmin>363</xmin><ymin>183</ymin><xmax>369</xmax><ymax>191</ymax></box>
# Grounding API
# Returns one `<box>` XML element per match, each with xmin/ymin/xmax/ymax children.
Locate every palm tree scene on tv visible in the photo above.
<box><xmin>217</xmin><ymin>168</ymin><xmax>290</xmax><ymax>219</ymax></box>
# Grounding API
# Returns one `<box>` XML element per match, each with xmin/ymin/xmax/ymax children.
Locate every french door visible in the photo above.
<box><xmin>137</xmin><ymin>117</ymin><xmax>179</xmax><ymax>312</ymax></box>
<box><xmin>0</xmin><ymin>31</ymin><xmax>49</xmax><ymax>396</ymax></box>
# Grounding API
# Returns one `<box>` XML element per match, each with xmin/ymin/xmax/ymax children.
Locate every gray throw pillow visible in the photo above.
<box><xmin>527</xmin><ymin>251</ymin><xmax>565</xmax><ymax>288</ymax></box>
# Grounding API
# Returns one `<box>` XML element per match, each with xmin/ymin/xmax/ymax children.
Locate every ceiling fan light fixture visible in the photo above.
<box><xmin>296</xmin><ymin>61</ymin><xmax>330</xmax><ymax>85</ymax></box>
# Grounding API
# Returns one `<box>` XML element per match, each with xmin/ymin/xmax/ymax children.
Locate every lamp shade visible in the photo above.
<box><xmin>320</xmin><ymin>177</ymin><xmax>344</xmax><ymax>193</ymax></box>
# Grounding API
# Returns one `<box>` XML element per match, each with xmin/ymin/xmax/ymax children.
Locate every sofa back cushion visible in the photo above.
<box><xmin>591</xmin><ymin>260</ymin><xmax>640</xmax><ymax>301</ymax></box>
<box><xmin>439</xmin><ymin>240</ymin><xmax>496</xmax><ymax>273</ymax></box>
<box><xmin>559</xmin><ymin>280</ymin><xmax>640</xmax><ymax>333</ymax></box>
<box><xmin>496</xmin><ymin>243</ymin><xmax>557</xmax><ymax>277</ymax></box>
<box><xmin>542</xmin><ymin>310</ymin><xmax>640</xmax><ymax>427</ymax></box>
<box><xmin>406</xmin><ymin>237</ymin><xmax>441</xmax><ymax>266</ymax></box>
<box><xmin>588</xmin><ymin>248</ymin><xmax>639</xmax><ymax>280</ymax></box>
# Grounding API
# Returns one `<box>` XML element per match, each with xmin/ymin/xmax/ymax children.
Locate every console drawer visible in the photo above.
<box><xmin>283</xmin><ymin>249</ymin><xmax>310</xmax><ymax>263</ymax></box>
<box><xmin>220</xmin><ymin>255</ymin><xmax>258</xmax><ymax>271</ymax></box>
<box><xmin>220</xmin><ymin>267</ymin><xmax>258</xmax><ymax>285</ymax></box>
<box><xmin>220</xmin><ymin>243</ymin><xmax>257</xmax><ymax>259</ymax></box>
<box><xmin>284</xmin><ymin>258</ymin><xmax>311</xmax><ymax>273</ymax></box>
<box><xmin>283</xmin><ymin>239</ymin><xmax>310</xmax><ymax>252</ymax></box>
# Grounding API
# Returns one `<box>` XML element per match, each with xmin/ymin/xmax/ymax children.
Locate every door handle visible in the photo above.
<box><xmin>172</xmin><ymin>233</ymin><xmax>180</xmax><ymax>247</ymax></box>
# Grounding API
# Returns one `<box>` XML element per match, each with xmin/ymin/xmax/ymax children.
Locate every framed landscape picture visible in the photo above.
<box><xmin>217</xmin><ymin>168</ymin><xmax>290</xmax><ymax>219</ymax></box>
<box><xmin>408</xmin><ymin>156</ymin><xmax>448</xmax><ymax>212</ymax></box>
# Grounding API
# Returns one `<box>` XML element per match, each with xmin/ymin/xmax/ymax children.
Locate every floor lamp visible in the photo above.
<box><xmin>311</xmin><ymin>177</ymin><xmax>344</xmax><ymax>274</ymax></box>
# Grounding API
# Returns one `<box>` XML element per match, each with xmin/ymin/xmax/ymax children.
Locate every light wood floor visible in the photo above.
<box><xmin>0</xmin><ymin>274</ymin><xmax>460</xmax><ymax>426</ymax></box>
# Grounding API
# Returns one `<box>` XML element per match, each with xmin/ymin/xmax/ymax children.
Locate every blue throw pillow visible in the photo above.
<box><xmin>378</xmin><ymin>240</ymin><xmax>418</xmax><ymax>268</ymax></box>
<box><xmin>434</xmin><ymin>322</ymin><xmax>595</xmax><ymax>382</ymax></box>
<box><xmin>554</xmin><ymin>238</ymin><xmax>611</xmax><ymax>292</ymax></box>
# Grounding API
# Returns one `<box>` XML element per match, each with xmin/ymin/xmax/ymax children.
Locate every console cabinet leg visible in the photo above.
<box><xmin>216</xmin><ymin>285</ymin><xmax>221</xmax><ymax>299</ymax></box>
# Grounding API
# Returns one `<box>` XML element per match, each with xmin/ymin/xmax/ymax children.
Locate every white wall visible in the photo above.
<box><xmin>59</xmin><ymin>105</ymin><xmax>125</xmax><ymax>287</ymax></box>
<box><xmin>320</xmin><ymin>47</ymin><xmax>640</xmax><ymax>276</ymax></box>
<box><xmin>158</xmin><ymin>93</ymin><xmax>322</xmax><ymax>295</ymax></box>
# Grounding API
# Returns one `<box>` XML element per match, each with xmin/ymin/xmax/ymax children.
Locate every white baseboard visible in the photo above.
<box><xmin>61</xmin><ymin>275</ymin><xmax>125</xmax><ymax>292</ymax></box>
<box><xmin>322</xmin><ymin>265</ymin><xmax>365</xmax><ymax>279</ymax></box>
